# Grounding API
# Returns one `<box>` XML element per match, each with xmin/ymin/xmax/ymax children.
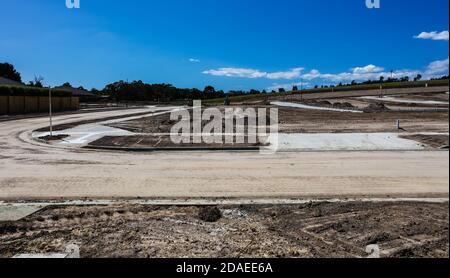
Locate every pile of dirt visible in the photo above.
<box><xmin>333</xmin><ymin>102</ymin><xmax>356</xmax><ymax>109</ymax></box>
<box><xmin>363</xmin><ymin>103</ymin><xmax>391</xmax><ymax>113</ymax></box>
<box><xmin>401</xmin><ymin>134</ymin><xmax>449</xmax><ymax>149</ymax></box>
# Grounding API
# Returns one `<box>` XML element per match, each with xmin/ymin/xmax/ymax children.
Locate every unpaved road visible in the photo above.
<box><xmin>0</xmin><ymin>108</ymin><xmax>448</xmax><ymax>200</ymax></box>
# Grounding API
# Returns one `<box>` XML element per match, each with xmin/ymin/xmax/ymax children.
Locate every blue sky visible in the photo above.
<box><xmin>0</xmin><ymin>0</ymin><xmax>448</xmax><ymax>91</ymax></box>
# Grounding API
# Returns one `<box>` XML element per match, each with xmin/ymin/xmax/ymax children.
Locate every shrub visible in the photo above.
<box><xmin>0</xmin><ymin>85</ymin><xmax>72</xmax><ymax>97</ymax></box>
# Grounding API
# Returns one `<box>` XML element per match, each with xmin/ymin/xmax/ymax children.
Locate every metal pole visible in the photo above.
<box><xmin>49</xmin><ymin>87</ymin><xmax>53</xmax><ymax>137</ymax></box>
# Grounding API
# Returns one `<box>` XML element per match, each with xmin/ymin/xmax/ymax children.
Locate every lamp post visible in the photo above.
<box><xmin>49</xmin><ymin>86</ymin><xmax>53</xmax><ymax>137</ymax></box>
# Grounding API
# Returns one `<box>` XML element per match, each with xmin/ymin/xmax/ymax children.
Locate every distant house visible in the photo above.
<box><xmin>0</xmin><ymin>77</ymin><xmax>24</xmax><ymax>87</ymax></box>
<box><xmin>54</xmin><ymin>86</ymin><xmax>100</xmax><ymax>102</ymax></box>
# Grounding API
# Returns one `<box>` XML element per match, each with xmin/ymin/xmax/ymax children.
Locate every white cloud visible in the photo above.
<box><xmin>351</xmin><ymin>64</ymin><xmax>384</xmax><ymax>74</ymax></box>
<box><xmin>300</xmin><ymin>65</ymin><xmax>422</xmax><ymax>83</ymax></box>
<box><xmin>424</xmin><ymin>58</ymin><xmax>449</xmax><ymax>78</ymax></box>
<box><xmin>189</xmin><ymin>58</ymin><xmax>201</xmax><ymax>63</ymax></box>
<box><xmin>301</xmin><ymin>69</ymin><xmax>321</xmax><ymax>80</ymax></box>
<box><xmin>203</xmin><ymin>68</ymin><xmax>267</xmax><ymax>78</ymax></box>
<box><xmin>266</xmin><ymin>68</ymin><xmax>304</xmax><ymax>79</ymax></box>
<box><xmin>203</xmin><ymin>67</ymin><xmax>303</xmax><ymax>80</ymax></box>
<box><xmin>414</xmin><ymin>31</ymin><xmax>449</xmax><ymax>41</ymax></box>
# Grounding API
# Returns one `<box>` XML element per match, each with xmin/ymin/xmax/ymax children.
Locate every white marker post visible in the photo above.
<box><xmin>49</xmin><ymin>87</ymin><xmax>53</xmax><ymax>137</ymax></box>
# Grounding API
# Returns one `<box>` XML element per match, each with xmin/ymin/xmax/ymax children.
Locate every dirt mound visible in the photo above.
<box><xmin>318</xmin><ymin>101</ymin><xmax>332</xmax><ymax>106</ymax></box>
<box><xmin>363</xmin><ymin>103</ymin><xmax>390</xmax><ymax>113</ymax></box>
<box><xmin>333</xmin><ymin>102</ymin><xmax>356</xmax><ymax>109</ymax></box>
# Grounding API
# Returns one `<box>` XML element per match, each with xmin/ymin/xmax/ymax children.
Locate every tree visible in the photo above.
<box><xmin>278</xmin><ymin>88</ymin><xmax>286</xmax><ymax>93</ymax></box>
<box><xmin>28</xmin><ymin>76</ymin><xmax>44</xmax><ymax>88</ymax></box>
<box><xmin>0</xmin><ymin>63</ymin><xmax>22</xmax><ymax>83</ymax></box>
<box><xmin>292</xmin><ymin>85</ymin><xmax>299</xmax><ymax>91</ymax></box>
<box><xmin>204</xmin><ymin>85</ymin><xmax>216</xmax><ymax>94</ymax></box>
<box><xmin>62</xmin><ymin>82</ymin><xmax>72</xmax><ymax>87</ymax></box>
<box><xmin>379</xmin><ymin>76</ymin><xmax>385</xmax><ymax>83</ymax></box>
<box><xmin>414</xmin><ymin>74</ymin><xmax>422</xmax><ymax>82</ymax></box>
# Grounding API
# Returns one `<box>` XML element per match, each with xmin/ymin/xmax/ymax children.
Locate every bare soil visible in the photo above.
<box><xmin>0</xmin><ymin>202</ymin><xmax>448</xmax><ymax>258</ymax></box>
<box><xmin>108</xmin><ymin>107</ymin><xmax>271</xmax><ymax>134</ymax></box>
<box><xmin>401</xmin><ymin>134</ymin><xmax>449</xmax><ymax>149</ymax></box>
<box><xmin>277</xmin><ymin>108</ymin><xmax>448</xmax><ymax>133</ymax></box>
<box><xmin>394</xmin><ymin>93</ymin><xmax>449</xmax><ymax>102</ymax></box>
<box><xmin>105</xmin><ymin>106</ymin><xmax>448</xmax><ymax>136</ymax></box>
<box><xmin>89</xmin><ymin>135</ymin><xmax>264</xmax><ymax>149</ymax></box>
<box><xmin>38</xmin><ymin>135</ymin><xmax>69</xmax><ymax>141</ymax></box>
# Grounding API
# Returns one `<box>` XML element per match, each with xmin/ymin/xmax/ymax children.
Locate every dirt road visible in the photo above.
<box><xmin>0</xmin><ymin>109</ymin><xmax>448</xmax><ymax>200</ymax></box>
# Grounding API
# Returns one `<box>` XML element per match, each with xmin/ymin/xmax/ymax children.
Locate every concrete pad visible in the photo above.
<box><xmin>13</xmin><ymin>244</ymin><xmax>80</xmax><ymax>259</ymax></box>
<box><xmin>0</xmin><ymin>204</ymin><xmax>45</xmax><ymax>221</ymax></box>
<box><xmin>32</xmin><ymin>124</ymin><xmax>133</xmax><ymax>147</ymax></box>
<box><xmin>271</xmin><ymin>101</ymin><xmax>363</xmax><ymax>113</ymax></box>
<box><xmin>360</xmin><ymin>96</ymin><xmax>449</xmax><ymax>105</ymax></box>
<box><xmin>270</xmin><ymin>133</ymin><xmax>425</xmax><ymax>151</ymax></box>
<box><xmin>13</xmin><ymin>253</ymin><xmax>70</xmax><ymax>259</ymax></box>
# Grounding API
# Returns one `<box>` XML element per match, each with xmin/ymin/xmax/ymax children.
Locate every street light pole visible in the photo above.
<box><xmin>49</xmin><ymin>86</ymin><xmax>53</xmax><ymax>137</ymax></box>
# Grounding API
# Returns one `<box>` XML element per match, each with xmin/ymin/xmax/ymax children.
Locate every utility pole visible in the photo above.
<box><xmin>49</xmin><ymin>86</ymin><xmax>53</xmax><ymax>137</ymax></box>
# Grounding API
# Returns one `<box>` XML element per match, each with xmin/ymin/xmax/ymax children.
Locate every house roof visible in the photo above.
<box><xmin>54</xmin><ymin>86</ymin><xmax>96</xmax><ymax>97</ymax></box>
<box><xmin>0</xmin><ymin>77</ymin><xmax>24</xmax><ymax>86</ymax></box>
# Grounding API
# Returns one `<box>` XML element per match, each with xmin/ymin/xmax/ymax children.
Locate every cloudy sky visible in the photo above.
<box><xmin>0</xmin><ymin>0</ymin><xmax>448</xmax><ymax>91</ymax></box>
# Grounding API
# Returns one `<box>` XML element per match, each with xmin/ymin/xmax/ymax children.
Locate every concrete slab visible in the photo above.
<box><xmin>13</xmin><ymin>253</ymin><xmax>70</xmax><ymax>259</ymax></box>
<box><xmin>360</xmin><ymin>96</ymin><xmax>449</xmax><ymax>105</ymax></box>
<box><xmin>270</xmin><ymin>133</ymin><xmax>425</xmax><ymax>151</ymax></box>
<box><xmin>271</xmin><ymin>101</ymin><xmax>363</xmax><ymax>113</ymax></box>
<box><xmin>13</xmin><ymin>244</ymin><xmax>80</xmax><ymax>259</ymax></box>
<box><xmin>0</xmin><ymin>205</ymin><xmax>45</xmax><ymax>221</ymax></box>
<box><xmin>33</xmin><ymin>124</ymin><xmax>133</xmax><ymax>147</ymax></box>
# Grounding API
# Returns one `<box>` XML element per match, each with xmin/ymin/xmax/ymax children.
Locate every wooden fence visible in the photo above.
<box><xmin>0</xmin><ymin>96</ymin><xmax>79</xmax><ymax>115</ymax></box>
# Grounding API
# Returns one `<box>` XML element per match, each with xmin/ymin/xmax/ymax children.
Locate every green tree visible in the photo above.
<box><xmin>28</xmin><ymin>76</ymin><xmax>44</xmax><ymax>88</ymax></box>
<box><xmin>204</xmin><ymin>85</ymin><xmax>216</xmax><ymax>94</ymax></box>
<box><xmin>0</xmin><ymin>62</ymin><xmax>22</xmax><ymax>82</ymax></box>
